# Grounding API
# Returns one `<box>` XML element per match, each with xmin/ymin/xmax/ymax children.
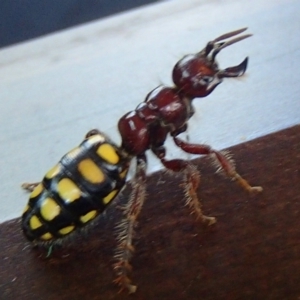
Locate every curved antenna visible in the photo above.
<box><xmin>213</xmin><ymin>27</ymin><xmax>248</xmax><ymax>43</ymax></box>
<box><xmin>211</xmin><ymin>33</ymin><xmax>252</xmax><ymax>61</ymax></box>
<box><xmin>203</xmin><ymin>28</ymin><xmax>252</xmax><ymax>59</ymax></box>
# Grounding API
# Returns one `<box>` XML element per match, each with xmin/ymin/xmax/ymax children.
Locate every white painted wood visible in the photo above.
<box><xmin>0</xmin><ymin>0</ymin><xmax>299</xmax><ymax>221</ymax></box>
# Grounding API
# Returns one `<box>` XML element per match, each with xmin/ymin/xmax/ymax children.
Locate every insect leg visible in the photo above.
<box><xmin>113</xmin><ymin>154</ymin><xmax>147</xmax><ymax>294</ymax></box>
<box><xmin>21</xmin><ymin>182</ymin><xmax>40</xmax><ymax>192</ymax></box>
<box><xmin>173</xmin><ymin>136</ymin><xmax>263</xmax><ymax>193</ymax></box>
<box><xmin>159</xmin><ymin>156</ymin><xmax>216</xmax><ymax>225</ymax></box>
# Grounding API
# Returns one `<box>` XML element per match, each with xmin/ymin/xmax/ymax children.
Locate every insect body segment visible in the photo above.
<box><xmin>22</xmin><ymin>28</ymin><xmax>262</xmax><ymax>293</ymax></box>
<box><xmin>22</xmin><ymin>131</ymin><xmax>130</xmax><ymax>244</ymax></box>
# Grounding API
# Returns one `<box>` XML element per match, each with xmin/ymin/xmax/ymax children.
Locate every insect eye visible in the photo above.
<box><xmin>199</xmin><ymin>76</ymin><xmax>213</xmax><ymax>86</ymax></box>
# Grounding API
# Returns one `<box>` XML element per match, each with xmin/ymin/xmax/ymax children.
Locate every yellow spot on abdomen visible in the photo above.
<box><xmin>80</xmin><ymin>210</ymin><xmax>97</xmax><ymax>223</ymax></box>
<box><xmin>97</xmin><ymin>143</ymin><xmax>120</xmax><ymax>164</ymax></box>
<box><xmin>30</xmin><ymin>183</ymin><xmax>43</xmax><ymax>198</ymax></box>
<box><xmin>45</xmin><ymin>164</ymin><xmax>61</xmax><ymax>179</ymax></box>
<box><xmin>59</xmin><ymin>225</ymin><xmax>75</xmax><ymax>235</ymax></box>
<box><xmin>119</xmin><ymin>168</ymin><xmax>128</xmax><ymax>179</ymax></box>
<box><xmin>40</xmin><ymin>198</ymin><xmax>61</xmax><ymax>221</ymax></box>
<box><xmin>23</xmin><ymin>205</ymin><xmax>30</xmax><ymax>214</ymax></box>
<box><xmin>41</xmin><ymin>232</ymin><xmax>53</xmax><ymax>240</ymax></box>
<box><xmin>57</xmin><ymin>178</ymin><xmax>81</xmax><ymax>203</ymax></box>
<box><xmin>29</xmin><ymin>215</ymin><xmax>42</xmax><ymax>229</ymax></box>
<box><xmin>78</xmin><ymin>159</ymin><xmax>105</xmax><ymax>184</ymax></box>
<box><xmin>103</xmin><ymin>190</ymin><xmax>118</xmax><ymax>205</ymax></box>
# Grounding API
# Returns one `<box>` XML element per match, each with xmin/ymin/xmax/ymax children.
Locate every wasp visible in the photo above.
<box><xmin>21</xmin><ymin>28</ymin><xmax>262</xmax><ymax>293</ymax></box>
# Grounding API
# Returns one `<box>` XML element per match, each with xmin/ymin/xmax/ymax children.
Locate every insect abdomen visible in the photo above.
<box><xmin>22</xmin><ymin>133</ymin><xmax>130</xmax><ymax>244</ymax></box>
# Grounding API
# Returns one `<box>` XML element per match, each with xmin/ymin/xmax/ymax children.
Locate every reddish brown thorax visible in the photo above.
<box><xmin>118</xmin><ymin>28</ymin><xmax>251</xmax><ymax>157</ymax></box>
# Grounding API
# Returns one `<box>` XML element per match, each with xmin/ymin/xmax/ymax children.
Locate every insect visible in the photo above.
<box><xmin>21</xmin><ymin>28</ymin><xmax>262</xmax><ymax>293</ymax></box>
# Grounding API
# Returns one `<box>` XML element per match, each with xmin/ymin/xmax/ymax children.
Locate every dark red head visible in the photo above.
<box><xmin>172</xmin><ymin>28</ymin><xmax>252</xmax><ymax>98</ymax></box>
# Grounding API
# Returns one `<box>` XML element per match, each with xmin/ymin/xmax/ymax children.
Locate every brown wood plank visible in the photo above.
<box><xmin>1</xmin><ymin>125</ymin><xmax>300</xmax><ymax>300</ymax></box>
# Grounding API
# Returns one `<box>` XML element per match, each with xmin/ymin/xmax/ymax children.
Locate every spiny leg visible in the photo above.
<box><xmin>173</xmin><ymin>136</ymin><xmax>263</xmax><ymax>193</ymax></box>
<box><xmin>113</xmin><ymin>154</ymin><xmax>147</xmax><ymax>294</ymax></box>
<box><xmin>160</xmin><ymin>157</ymin><xmax>216</xmax><ymax>226</ymax></box>
<box><xmin>183</xmin><ymin>163</ymin><xmax>217</xmax><ymax>225</ymax></box>
<box><xmin>21</xmin><ymin>182</ymin><xmax>40</xmax><ymax>192</ymax></box>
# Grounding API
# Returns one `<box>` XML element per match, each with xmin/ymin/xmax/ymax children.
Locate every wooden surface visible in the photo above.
<box><xmin>1</xmin><ymin>125</ymin><xmax>300</xmax><ymax>300</ymax></box>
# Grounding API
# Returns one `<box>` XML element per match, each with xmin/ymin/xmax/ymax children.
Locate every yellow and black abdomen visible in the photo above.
<box><xmin>22</xmin><ymin>132</ymin><xmax>130</xmax><ymax>245</ymax></box>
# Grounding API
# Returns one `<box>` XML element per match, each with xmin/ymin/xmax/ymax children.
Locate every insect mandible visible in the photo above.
<box><xmin>21</xmin><ymin>27</ymin><xmax>262</xmax><ymax>293</ymax></box>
